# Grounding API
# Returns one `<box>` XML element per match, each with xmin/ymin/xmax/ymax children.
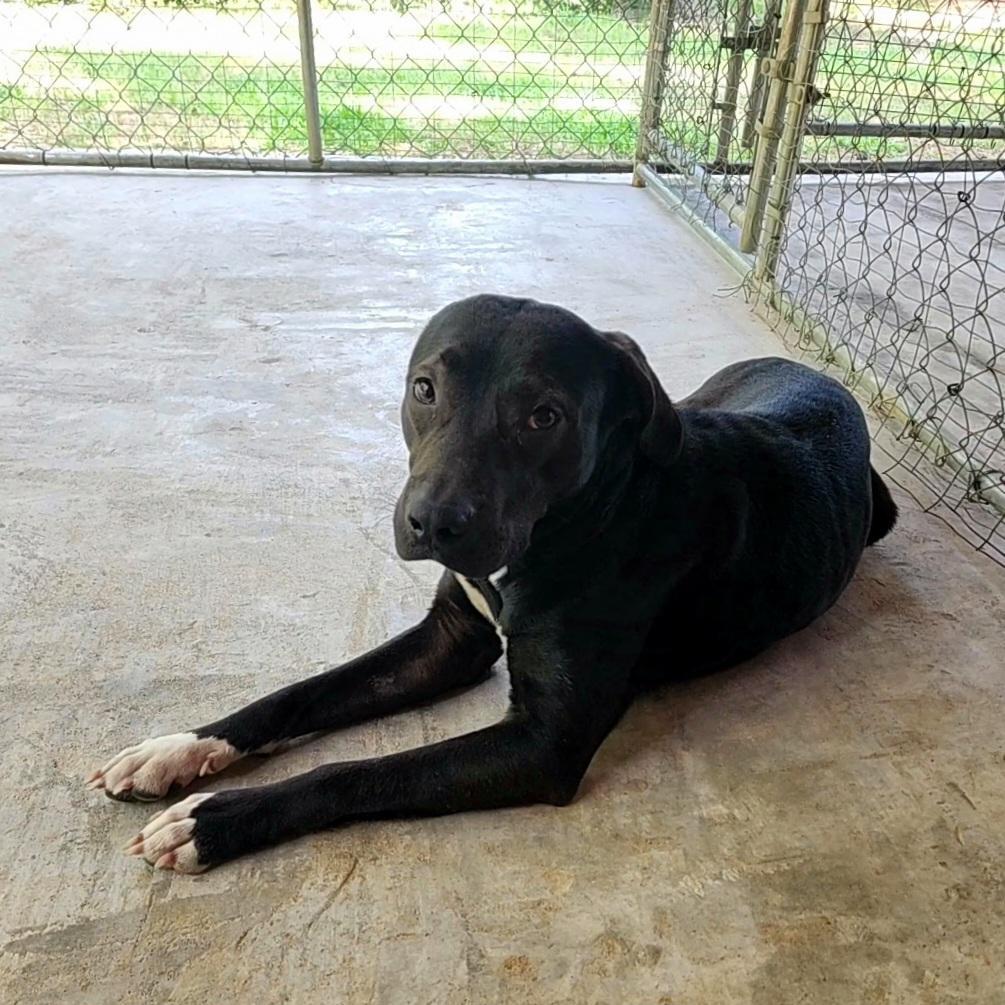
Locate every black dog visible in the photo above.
<box><xmin>88</xmin><ymin>294</ymin><xmax>896</xmax><ymax>872</ymax></box>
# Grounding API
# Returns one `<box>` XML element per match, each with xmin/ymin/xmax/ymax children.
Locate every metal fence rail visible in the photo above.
<box><xmin>0</xmin><ymin>0</ymin><xmax>649</xmax><ymax>166</ymax></box>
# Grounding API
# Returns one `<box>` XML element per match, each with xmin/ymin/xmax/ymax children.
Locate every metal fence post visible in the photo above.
<box><xmin>738</xmin><ymin>0</ymin><xmax>806</xmax><ymax>252</ymax></box>
<box><xmin>742</xmin><ymin>1</ymin><xmax>781</xmax><ymax>150</ymax></box>
<box><xmin>633</xmin><ymin>0</ymin><xmax>675</xmax><ymax>185</ymax></box>
<box><xmin>296</xmin><ymin>0</ymin><xmax>324</xmax><ymax>168</ymax></box>
<box><xmin>754</xmin><ymin>0</ymin><xmax>829</xmax><ymax>285</ymax></box>
<box><xmin>712</xmin><ymin>0</ymin><xmax>754</xmax><ymax>168</ymax></box>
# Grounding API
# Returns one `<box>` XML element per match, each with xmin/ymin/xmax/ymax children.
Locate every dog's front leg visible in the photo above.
<box><xmin>87</xmin><ymin>574</ymin><xmax>501</xmax><ymax>801</ymax></box>
<box><xmin>127</xmin><ymin>627</ymin><xmax>634</xmax><ymax>872</ymax></box>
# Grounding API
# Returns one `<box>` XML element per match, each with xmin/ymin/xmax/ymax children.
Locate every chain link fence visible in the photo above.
<box><xmin>0</xmin><ymin>0</ymin><xmax>649</xmax><ymax>165</ymax></box>
<box><xmin>1</xmin><ymin>0</ymin><xmax>308</xmax><ymax>156</ymax></box>
<box><xmin>776</xmin><ymin>0</ymin><xmax>1005</xmax><ymax>562</ymax></box>
<box><xmin>636</xmin><ymin>0</ymin><xmax>776</xmax><ymax>230</ymax></box>
<box><xmin>640</xmin><ymin>0</ymin><xmax>1005</xmax><ymax>563</ymax></box>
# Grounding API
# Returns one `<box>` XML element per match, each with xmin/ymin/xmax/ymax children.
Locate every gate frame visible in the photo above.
<box><xmin>634</xmin><ymin>0</ymin><xmax>1005</xmax><ymax>526</ymax></box>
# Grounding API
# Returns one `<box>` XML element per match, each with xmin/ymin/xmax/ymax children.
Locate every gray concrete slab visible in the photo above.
<box><xmin>1</xmin><ymin>170</ymin><xmax>1003</xmax><ymax>1004</ymax></box>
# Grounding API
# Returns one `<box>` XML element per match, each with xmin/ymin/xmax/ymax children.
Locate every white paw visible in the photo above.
<box><xmin>85</xmin><ymin>732</ymin><xmax>239</xmax><ymax>801</ymax></box>
<box><xmin>125</xmin><ymin>793</ymin><xmax>213</xmax><ymax>873</ymax></box>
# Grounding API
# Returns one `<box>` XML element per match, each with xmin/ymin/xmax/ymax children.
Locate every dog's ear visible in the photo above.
<box><xmin>599</xmin><ymin>330</ymin><xmax>683</xmax><ymax>466</ymax></box>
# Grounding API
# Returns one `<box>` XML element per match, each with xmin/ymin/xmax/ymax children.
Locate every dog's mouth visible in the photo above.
<box><xmin>393</xmin><ymin>504</ymin><xmax>526</xmax><ymax>578</ymax></box>
<box><xmin>395</xmin><ymin>532</ymin><xmax>518</xmax><ymax>580</ymax></box>
<box><xmin>439</xmin><ymin>552</ymin><xmax>513</xmax><ymax>580</ymax></box>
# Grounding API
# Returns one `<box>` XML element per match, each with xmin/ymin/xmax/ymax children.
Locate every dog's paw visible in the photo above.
<box><xmin>126</xmin><ymin>788</ymin><xmax>262</xmax><ymax>873</ymax></box>
<box><xmin>126</xmin><ymin>793</ymin><xmax>215</xmax><ymax>873</ymax></box>
<box><xmin>85</xmin><ymin>733</ymin><xmax>239</xmax><ymax>802</ymax></box>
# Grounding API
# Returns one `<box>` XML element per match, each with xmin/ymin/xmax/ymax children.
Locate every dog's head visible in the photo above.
<box><xmin>393</xmin><ymin>294</ymin><xmax>682</xmax><ymax>577</ymax></box>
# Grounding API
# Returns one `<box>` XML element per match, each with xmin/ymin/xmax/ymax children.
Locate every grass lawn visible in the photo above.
<box><xmin>0</xmin><ymin>3</ymin><xmax>646</xmax><ymax>158</ymax></box>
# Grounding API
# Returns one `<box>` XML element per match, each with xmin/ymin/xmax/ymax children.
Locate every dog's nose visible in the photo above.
<box><xmin>407</xmin><ymin>500</ymin><xmax>475</xmax><ymax>545</ymax></box>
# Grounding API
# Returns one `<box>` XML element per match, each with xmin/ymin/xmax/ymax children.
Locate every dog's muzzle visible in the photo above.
<box><xmin>394</xmin><ymin>486</ymin><xmax>510</xmax><ymax>578</ymax></box>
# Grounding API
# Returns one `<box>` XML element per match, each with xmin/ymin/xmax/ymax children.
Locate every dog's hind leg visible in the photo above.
<box><xmin>86</xmin><ymin>573</ymin><xmax>501</xmax><ymax>801</ymax></box>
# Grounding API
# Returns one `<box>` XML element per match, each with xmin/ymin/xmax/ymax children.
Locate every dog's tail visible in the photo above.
<box><xmin>867</xmin><ymin>466</ymin><xmax>898</xmax><ymax>545</ymax></box>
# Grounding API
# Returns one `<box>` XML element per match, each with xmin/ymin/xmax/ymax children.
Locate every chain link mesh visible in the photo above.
<box><xmin>0</xmin><ymin>0</ymin><xmax>308</xmax><ymax>155</ymax></box>
<box><xmin>775</xmin><ymin>0</ymin><xmax>1005</xmax><ymax>563</ymax></box>
<box><xmin>0</xmin><ymin>0</ymin><xmax>649</xmax><ymax>160</ymax></box>
<box><xmin>648</xmin><ymin>0</ymin><xmax>1005</xmax><ymax>563</ymax></box>
<box><xmin>645</xmin><ymin>0</ymin><xmax>772</xmax><ymax>227</ymax></box>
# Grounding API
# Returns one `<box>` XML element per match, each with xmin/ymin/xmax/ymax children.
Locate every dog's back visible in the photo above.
<box><xmin>637</xmin><ymin>357</ymin><xmax>896</xmax><ymax>678</ymax></box>
<box><xmin>681</xmin><ymin>355</ymin><xmax>895</xmax><ymax>548</ymax></box>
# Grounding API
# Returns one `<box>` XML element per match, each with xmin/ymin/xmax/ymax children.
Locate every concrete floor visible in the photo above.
<box><xmin>1</xmin><ymin>171</ymin><xmax>1003</xmax><ymax>1005</ymax></box>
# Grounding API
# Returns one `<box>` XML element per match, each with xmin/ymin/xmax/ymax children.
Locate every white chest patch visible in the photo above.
<box><xmin>455</xmin><ymin>573</ymin><xmax>505</xmax><ymax>639</ymax></box>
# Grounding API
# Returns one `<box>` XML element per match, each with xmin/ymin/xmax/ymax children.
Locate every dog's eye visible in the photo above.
<box><xmin>413</xmin><ymin>378</ymin><xmax>436</xmax><ymax>405</ymax></box>
<box><xmin>528</xmin><ymin>405</ymin><xmax>560</xmax><ymax>431</ymax></box>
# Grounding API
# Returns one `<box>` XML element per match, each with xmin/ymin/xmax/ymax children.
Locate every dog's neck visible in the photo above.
<box><xmin>516</xmin><ymin>430</ymin><xmax>648</xmax><ymax>577</ymax></box>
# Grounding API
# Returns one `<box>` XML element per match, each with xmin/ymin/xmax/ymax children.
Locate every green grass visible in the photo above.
<box><xmin>425</xmin><ymin>13</ymin><xmax>647</xmax><ymax>60</ymax></box>
<box><xmin>658</xmin><ymin>30</ymin><xmax>1005</xmax><ymax>164</ymax></box>
<box><xmin>1</xmin><ymin>4</ymin><xmax>1001</xmax><ymax>163</ymax></box>
<box><xmin>2</xmin><ymin>43</ymin><xmax>641</xmax><ymax>157</ymax></box>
